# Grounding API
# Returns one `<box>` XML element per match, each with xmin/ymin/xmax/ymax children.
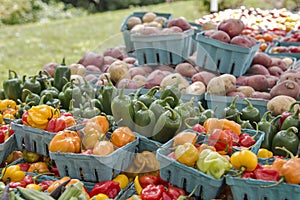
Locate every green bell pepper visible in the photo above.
<box><xmin>196</xmin><ymin>148</ymin><xmax>231</xmax><ymax>179</ymax></box>
<box><xmin>58</xmin><ymin>79</ymin><xmax>82</xmax><ymax>110</ymax></box>
<box><xmin>40</xmin><ymin>79</ymin><xmax>59</xmax><ymax>99</ymax></box>
<box><xmin>149</xmin><ymin>96</ymin><xmax>173</xmax><ymax>121</ymax></box>
<box><xmin>82</xmin><ymin>100</ymin><xmax>101</xmax><ymax>119</ymax></box>
<box><xmin>159</xmin><ymin>77</ymin><xmax>181</xmax><ymax>108</ymax></box>
<box><xmin>152</xmin><ymin>106</ymin><xmax>181</xmax><ymax>143</ymax></box>
<box><xmin>98</xmin><ymin>75</ymin><xmax>118</xmax><ymax>115</ymax></box>
<box><xmin>133</xmin><ymin>101</ymin><xmax>156</xmax><ymax>138</ymax></box>
<box><xmin>241</xmin><ymin>98</ymin><xmax>260</xmax><ymax>125</ymax></box>
<box><xmin>39</xmin><ymin>93</ymin><xmax>61</xmax><ymax>108</ymax></box>
<box><xmin>3</xmin><ymin>69</ymin><xmax>23</xmax><ymax>101</ymax></box>
<box><xmin>272</xmin><ymin>126</ymin><xmax>299</xmax><ymax>156</ymax></box>
<box><xmin>22</xmin><ymin>75</ymin><xmax>42</xmax><ymax>95</ymax></box>
<box><xmin>280</xmin><ymin>108</ymin><xmax>300</xmax><ymax>131</ymax></box>
<box><xmin>236</xmin><ymin>114</ymin><xmax>253</xmax><ymax>129</ymax></box>
<box><xmin>53</xmin><ymin>58</ymin><xmax>71</xmax><ymax>92</ymax></box>
<box><xmin>221</xmin><ymin>95</ymin><xmax>239</xmax><ymax>122</ymax></box>
<box><xmin>198</xmin><ymin>101</ymin><xmax>216</xmax><ymax>119</ymax></box>
<box><xmin>0</xmin><ymin>89</ymin><xmax>5</xmax><ymax>100</ymax></box>
<box><xmin>111</xmin><ymin>87</ymin><xmax>134</xmax><ymax>130</ymax></box>
<box><xmin>80</xmin><ymin>78</ymin><xmax>96</xmax><ymax>99</ymax></box>
<box><xmin>174</xmin><ymin>98</ymin><xmax>197</xmax><ymax>132</ymax></box>
<box><xmin>22</xmin><ymin>89</ymin><xmax>40</xmax><ymax>106</ymax></box>
<box><xmin>137</xmin><ymin>86</ymin><xmax>160</xmax><ymax>108</ymax></box>
<box><xmin>69</xmin><ymin>99</ymin><xmax>82</xmax><ymax>117</ymax></box>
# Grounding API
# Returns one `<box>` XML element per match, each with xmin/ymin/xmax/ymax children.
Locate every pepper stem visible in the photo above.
<box><xmin>275</xmin><ymin>146</ymin><xmax>295</xmax><ymax>158</ymax></box>
<box><xmin>260</xmin><ymin>176</ymin><xmax>285</xmax><ymax>188</ymax></box>
<box><xmin>251</xmin><ymin>122</ymin><xmax>260</xmax><ymax>140</ymax></box>
<box><xmin>288</xmin><ymin>101</ymin><xmax>300</xmax><ymax>113</ymax></box>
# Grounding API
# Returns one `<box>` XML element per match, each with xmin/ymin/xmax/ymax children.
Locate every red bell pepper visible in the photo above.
<box><xmin>17</xmin><ymin>163</ymin><xmax>31</xmax><ymax>172</ymax></box>
<box><xmin>141</xmin><ymin>184</ymin><xmax>165</xmax><ymax>200</ymax></box>
<box><xmin>207</xmin><ymin>129</ymin><xmax>233</xmax><ymax>155</ymax></box>
<box><xmin>89</xmin><ymin>180</ymin><xmax>120</xmax><ymax>199</ymax></box>
<box><xmin>191</xmin><ymin>124</ymin><xmax>206</xmax><ymax>133</ymax></box>
<box><xmin>22</xmin><ymin>110</ymin><xmax>29</xmax><ymax>126</ymax></box>
<box><xmin>278</xmin><ymin>102</ymin><xmax>300</xmax><ymax>130</ymax></box>
<box><xmin>166</xmin><ymin>185</ymin><xmax>186</xmax><ymax>200</ymax></box>
<box><xmin>9</xmin><ymin>181</ymin><xmax>26</xmax><ymax>188</ymax></box>
<box><xmin>23</xmin><ymin>174</ymin><xmax>34</xmax><ymax>185</ymax></box>
<box><xmin>238</xmin><ymin>133</ymin><xmax>256</xmax><ymax>147</ymax></box>
<box><xmin>60</xmin><ymin>112</ymin><xmax>73</xmax><ymax>117</ymax></box>
<box><xmin>139</xmin><ymin>175</ymin><xmax>159</xmax><ymax>188</ymax></box>
<box><xmin>0</xmin><ymin>124</ymin><xmax>14</xmax><ymax>143</ymax></box>
<box><xmin>50</xmin><ymin>166</ymin><xmax>60</xmax><ymax>177</ymax></box>
<box><xmin>254</xmin><ymin>168</ymin><xmax>281</xmax><ymax>182</ymax></box>
<box><xmin>224</xmin><ymin>129</ymin><xmax>239</xmax><ymax>146</ymax></box>
<box><xmin>38</xmin><ymin>180</ymin><xmax>55</xmax><ymax>191</ymax></box>
<box><xmin>162</xmin><ymin>192</ymin><xmax>172</xmax><ymax>200</ymax></box>
<box><xmin>46</xmin><ymin>118</ymin><xmax>67</xmax><ymax>132</ymax></box>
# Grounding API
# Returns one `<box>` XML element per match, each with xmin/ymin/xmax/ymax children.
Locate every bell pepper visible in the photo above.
<box><xmin>133</xmin><ymin>101</ymin><xmax>156</xmax><ymax>138</ymax></box>
<box><xmin>27</xmin><ymin>162</ymin><xmax>50</xmax><ymax>174</ymax></box>
<box><xmin>137</xmin><ymin>86</ymin><xmax>160</xmax><ymax>108</ymax></box>
<box><xmin>175</xmin><ymin>142</ymin><xmax>199</xmax><ymax>167</ymax></box>
<box><xmin>253</xmin><ymin>168</ymin><xmax>281</xmax><ymax>182</ymax></box>
<box><xmin>152</xmin><ymin>106</ymin><xmax>181</xmax><ymax>143</ymax></box>
<box><xmin>230</xmin><ymin>149</ymin><xmax>258</xmax><ymax>172</ymax></box>
<box><xmin>236</xmin><ymin>114</ymin><xmax>253</xmax><ymax>129</ymax></box>
<box><xmin>207</xmin><ymin>129</ymin><xmax>233</xmax><ymax>155</ymax></box>
<box><xmin>196</xmin><ymin>149</ymin><xmax>232</xmax><ymax>179</ymax></box>
<box><xmin>60</xmin><ymin>115</ymin><xmax>76</xmax><ymax>128</ymax></box>
<box><xmin>240</xmin><ymin>98</ymin><xmax>260</xmax><ymax>125</ymax></box>
<box><xmin>113</xmin><ymin>174</ymin><xmax>129</xmax><ymax>190</ymax></box>
<box><xmin>18</xmin><ymin>163</ymin><xmax>31</xmax><ymax>172</ymax></box>
<box><xmin>1</xmin><ymin>165</ymin><xmax>26</xmax><ymax>183</ymax></box>
<box><xmin>46</xmin><ymin>117</ymin><xmax>67</xmax><ymax>132</ymax></box>
<box><xmin>79</xmin><ymin>76</ymin><xmax>96</xmax><ymax>99</ymax></box>
<box><xmin>0</xmin><ymin>99</ymin><xmax>17</xmax><ymax>112</ymax></box>
<box><xmin>82</xmin><ymin>99</ymin><xmax>101</xmax><ymax>119</ymax></box>
<box><xmin>0</xmin><ymin>89</ymin><xmax>5</xmax><ymax>100</ymax></box>
<box><xmin>111</xmin><ymin>126</ymin><xmax>136</xmax><ymax>148</ymax></box>
<box><xmin>191</xmin><ymin>123</ymin><xmax>206</xmax><ymax>133</ymax></box>
<box><xmin>272</xmin><ymin>126</ymin><xmax>299</xmax><ymax>156</ymax></box>
<box><xmin>53</xmin><ymin>58</ymin><xmax>71</xmax><ymax>92</ymax></box>
<box><xmin>22</xmin><ymin>75</ymin><xmax>42</xmax><ymax>95</ymax></box>
<box><xmin>138</xmin><ymin>175</ymin><xmax>159</xmax><ymax>189</ymax></box>
<box><xmin>49</xmin><ymin>130</ymin><xmax>81</xmax><ymax>153</ymax></box>
<box><xmin>278</xmin><ymin>101</ymin><xmax>300</xmax><ymax>130</ymax></box>
<box><xmin>280</xmin><ymin>108</ymin><xmax>300</xmax><ymax>131</ymax></box>
<box><xmin>58</xmin><ymin>79</ymin><xmax>83</xmax><ymax>110</ymax></box>
<box><xmin>111</xmin><ymin>87</ymin><xmax>135</xmax><ymax>129</ymax></box>
<box><xmin>222</xmin><ymin>96</ymin><xmax>239</xmax><ymax>121</ymax></box>
<box><xmin>89</xmin><ymin>180</ymin><xmax>121</xmax><ymax>199</ymax></box>
<box><xmin>26</xmin><ymin>105</ymin><xmax>60</xmax><ymax>130</ymax></box>
<box><xmin>3</xmin><ymin>69</ymin><xmax>23</xmax><ymax>102</ymax></box>
<box><xmin>23</xmin><ymin>150</ymin><xmax>40</xmax><ymax>163</ymax></box>
<box><xmin>257</xmin><ymin>148</ymin><xmax>273</xmax><ymax>159</ymax></box>
<box><xmin>21</xmin><ymin>89</ymin><xmax>40</xmax><ymax>106</ymax></box>
<box><xmin>258</xmin><ymin>111</ymin><xmax>280</xmax><ymax>150</ymax></box>
<box><xmin>140</xmin><ymin>184</ymin><xmax>165</xmax><ymax>200</ymax></box>
<box><xmin>91</xmin><ymin>193</ymin><xmax>109</xmax><ymax>200</ymax></box>
<box><xmin>149</xmin><ymin>96</ymin><xmax>173</xmax><ymax>122</ymax></box>
<box><xmin>0</xmin><ymin>124</ymin><xmax>14</xmax><ymax>143</ymax></box>
<box><xmin>40</xmin><ymin>79</ymin><xmax>59</xmax><ymax>99</ymax></box>
<box><xmin>159</xmin><ymin>77</ymin><xmax>181</xmax><ymax>109</ymax></box>
<box><xmin>98</xmin><ymin>75</ymin><xmax>118</xmax><ymax>115</ymax></box>
<box><xmin>197</xmin><ymin>101</ymin><xmax>216</xmax><ymax>119</ymax></box>
<box><xmin>38</xmin><ymin>180</ymin><xmax>56</xmax><ymax>191</ymax></box>
<box><xmin>174</xmin><ymin>98</ymin><xmax>197</xmax><ymax>132</ymax></box>
<box><xmin>276</xmin><ymin>147</ymin><xmax>300</xmax><ymax>184</ymax></box>
<box><xmin>166</xmin><ymin>185</ymin><xmax>186</xmax><ymax>200</ymax></box>
<box><xmin>204</xmin><ymin>118</ymin><xmax>241</xmax><ymax>136</ymax></box>
<box><xmin>238</xmin><ymin>125</ymin><xmax>259</xmax><ymax>148</ymax></box>
<box><xmin>9</xmin><ymin>181</ymin><xmax>27</xmax><ymax>188</ymax></box>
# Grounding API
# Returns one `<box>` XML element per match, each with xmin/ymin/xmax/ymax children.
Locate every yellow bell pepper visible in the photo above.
<box><xmin>1</xmin><ymin>165</ymin><xmax>26</xmax><ymax>182</ymax></box>
<box><xmin>204</xmin><ymin>118</ymin><xmax>241</xmax><ymax>136</ymax></box>
<box><xmin>175</xmin><ymin>143</ymin><xmax>199</xmax><ymax>167</ymax></box>
<box><xmin>230</xmin><ymin>149</ymin><xmax>258</xmax><ymax>172</ymax></box>
<box><xmin>0</xmin><ymin>114</ymin><xmax>4</xmax><ymax>125</ymax></box>
<box><xmin>113</xmin><ymin>174</ymin><xmax>129</xmax><ymax>190</ymax></box>
<box><xmin>27</xmin><ymin>105</ymin><xmax>59</xmax><ymax>130</ymax></box>
<box><xmin>91</xmin><ymin>193</ymin><xmax>109</xmax><ymax>200</ymax></box>
<box><xmin>257</xmin><ymin>148</ymin><xmax>273</xmax><ymax>158</ymax></box>
<box><xmin>0</xmin><ymin>99</ymin><xmax>17</xmax><ymax>112</ymax></box>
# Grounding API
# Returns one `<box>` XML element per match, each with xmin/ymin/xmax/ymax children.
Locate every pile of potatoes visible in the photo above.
<box><xmin>203</xmin><ymin>18</ymin><xmax>257</xmax><ymax>48</ymax></box>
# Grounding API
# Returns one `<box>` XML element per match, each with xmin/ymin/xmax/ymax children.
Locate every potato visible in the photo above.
<box><xmin>251</xmin><ymin>52</ymin><xmax>272</xmax><ymax>67</ymax></box>
<box><xmin>246</xmin><ymin>64</ymin><xmax>270</xmax><ymax>75</ymax></box>
<box><xmin>108</xmin><ymin>60</ymin><xmax>131</xmax><ymax>84</ymax></box>
<box><xmin>185</xmin><ymin>81</ymin><xmax>206</xmax><ymax>95</ymax></box>
<box><xmin>85</xmin><ymin>65</ymin><xmax>101</xmax><ymax>73</ymax></box>
<box><xmin>209</xmin><ymin>30</ymin><xmax>230</xmax><ymax>43</ymax></box>
<box><xmin>206</xmin><ymin>76</ymin><xmax>227</xmax><ymax>96</ymax></box>
<box><xmin>251</xmin><ymin>91</ymin><xmax>271</xmax><ymax>100</ymax></box>
<box><xmin>103</xmin><ymin>56</ymin><xmax>117</xmax><ymax>66</ymax></box>
<box><xmin>202</xmin><ymin>21</ymin><xmax>218</xmax><ymax>31</ymax></box>
<box><xmin>175</xmin><ymin>62</ymin><xmax>198</xmax><ymax>78</ymax></box>
<box><xmin>153</xmin><ymin>16</ymin><xmax>167</xmax><ymax>26</ymax></box>
<box><xmin>130</xmin><ymin>24</ymin><xmax>145</xmax><ymax>34</ymax></box>
<box><xmin>270</xmin><ymin>80</ymin><xmax>300</xmax><ymax>99</ymax></box>
<box><xmin>236</xmin><ymin>86</ymin><xmax>255</xmax><ymax>97</ymax></box>
<box><xmin>132</xmin><ymin>75</ymin><xmax>146</xmax><ymax>87</ymax></box>
<box><xmin>266</xmin><ymin>75</ymin><xmax>279</xmax><ymax>88</ymax></box>
<box><xmin>156</xmin><ymin>65</ymin><xmax>175</xmax><ymax>72</ymax></box>
<box><xmin>218</xmin><ymin>18</ymin><xmax>244</xmax><ymax>38</ymax></box>
<box><xmin>282</xmin><ymin>57</ymin><xmax>294</xmax><ymax>68</ymax></box>
<box><xmin>84</xmin><ymin>74</ymin><xmax>98</xmax><ymax>83</ymax></box>
<box><xmin>42</xmin><ymin>62</ymin><xmax>59</xmax><ymax>77</ymax></box>
<box><xmin>116</xmin><ymin>78</ymin><xmax>140</xmax><ymax>89</ymax></box>
<box><xmin>169</xmin><ymin>26</ymin><xmax>184</xmax><ymax>33</ymax></box>
<box><xmin>126</xmin><ymin>16</ymin><xmax>142</xmax><ymax>30</ymax></box>
<box><xmin>140</xmin><ymin>26</ymin><xmax>161</xmax><ymax>35</ymax></box>
<box><xmin>167</xmin><ymin>17</ymin><xmax>191</xmax><ymax>31</ymax></box>
<box><xmin>128</xmin><ymin>67</ymin><xmax>149</xmax><ymax>78</ymax></box>
<box><xmin>245</xmin><ymin>75</ymin><xmax>268</xmax><ymax>92</ymax></box>
<box><xmin>279</xmin><ymin>71</ymin><xmax>300</xmax><ymax>85</ymax></box>
<box><xmin>230</xmin><ymin>35</ymin><xmax>256</xmax><ymax>48</ymax></box>
<box><xmin>123</xmin><ymin>57</ymin><xmax>137</xmax><ymax>65</ymax></box>
<box><xmin>103</xmin><ymin>47</ymin><xmax>125</xmax><ymax>60</ymax></box>
<box><xmin>267</xmin><ymin>95</ymin><xmax>296</xmax><ymax>116</ymax></box>
<box><xmin>270</xmin><ymin>57</ymin><xmax>289</xmax><ymax>71</ymax></box>
<box><xmin>226</xmin><ymin>91</ymin><xmax>246</xmax><ymax>98</ymax></box>
<box><xmin>236</xmin><ymin>76</ymin><xmax>248</xmax><ymax>86</ymax></box>
<box><xmin>191</xmin><ymin>71</ymin><xmax>217</xmax><ymax>86</ymax></box>
<box><xmin>268</xmin><ymin>66</ymin><xmax>283</xmax><ymax>77</ymax></box>
<box><xmin>145</xmin><ymin>70</ymin><xmax>172</xmax><ymax>89</ymax></box>
<box><xmin>142</xmin><ymin>12</ymin><xmax>157</xmax><ymax>23</ymax></box>
<box><xmin>78</xmin><ymin>51</ymin><xmax>104</xmax><ymax>69</ymax></box>
<box><xmin>219</xmin><ymin>74</ymin><xmax>236</xmax><ymax>93</ymax></box>
<box><xmin>160</xmin><ymin>73</ymin><xmax>190</xmax><ymax>92</ymax></box>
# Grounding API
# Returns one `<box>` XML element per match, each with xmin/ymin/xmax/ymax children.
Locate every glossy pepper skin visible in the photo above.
<box><xmin>89</xmin><ymin>180</ymin><xmax>120</xmax><ymax>199</ymax></box>
<box><xmin>133</xmin><ymin>101</ymin><xmax>156</xmax><ymax>138</ymax></box>
<box><xmin>174</xmin><ymin>98</ymin><xmax>197</xmax><ymax>132</ymax></box>
<box><xmin>230</xmin><ymin>149</ymin><xmax>258</xmax><ymax>172</ymax></box>
<box><xmin>23</xmin><ymin>150</ymin><xmax>40</xmax><ymax>163</ymax></box>
<box><xmin>82</xmin><ymin>100</ymin><xmax>101</xmax><ymax>119</ymax></box>
<box><xmin>26</xmin><ymin>105</ymin><xmax>59</xmax><ymax>130</ymax></box>
<box><xmin>40</xmin><ymin>79</ymin><xmax>59</xmax><ymax>99</ymax></box>
<box><xmin>149</xmin><ymin>96</ymin><xmax>173</xmax><ymax>121</ymax></box>
<box><xmin>254</xmin><ymin>168</ymin><xmax>280</xmax><ymax>182</ymax></box>
<box><xmin>111</xmin><ymin>87</ymin><xmax>134</xmax><ymax>130</ymax></box>
<box><xmin>1</xmin><ymin>165</ymin><xmax>26</xmax><ymax>183</ymax></box>
<box><xmin>272</xmin><ymin>126</ymin><xmax>299</xmax><ymax>156</ymax></box>
<box><xmin>222</xmin><ymin>95</ymin><xmax>239</xmax><ymax>122</ymax></box>
<box><xmin>98</xmin><ymin>75</ymin><xmax>117</xmax><ymax>115</ymax></box>
<box><xmin>197</xmin><ymin>148</ymin><xmax>231</xmax><ymax>179</ymax></box>
<box><xmin>46</xmin><ymin>118</ymin><xmax>67</xmax><ymax>132</ymax></box>
<box><xmin>236</xmin><ymin>114</ymin><xmax>253</xmax><ymax>129</ymax></box>
<box><xmin>141</xmin><ymin>184</ymin><xmax>165</xmax><ymax>200</ymax></box>
<box><xmin>198</xmin><ymin>101</ymin><xmax>216</xmax><ymax>119</ymax></box>
<box><xmin>280</xmin><ymin>108</ymin><xmax>300</xmax><ymax>131</ymax></box>
<box><xmin>58</xmin><ymin>79</ymin><xmax>83</xmax><ymax>110</ymax></box>
<box><xmin>240</xmin><ymin>98</ymin><xmax>260</xmax><ymax>125</ymax></box>
<box><xmin>175</xmin><ymin>143</ymin><xmax>199</xmax><ymax>167</ymax></box>
<box><xmin>53</xmin><ymin>58</ymin><xmax>71</xmax><ymax>92</ymax></box>
<box><xmin>152</xmin><ymin>106</ymin><xmax>181</xmax><ymax>143</ymax></box>
<box><xmin>207</xmin><ymin>129</ymin><xmax>233</xmax><ymax>155</ymax></box>
<box><xmin>80</xmin><ymin>78</ymin><xmax>96</xmax><ymax>99</ymax></box>
<box><xmin>22</xmin><ymin>89</ymin><xmax>40</xmax><ymax>106</ymax></box>
<box><xmin>3</xmin><ymin>69</ymin><xmax>23</xmax><ymax>102</ymax></box>
<box><xmin>0</xmin><ymin>89</ymin><xmax>5</xmax><ymax>100</ymax></box>
<box><xmin>204</xmin><ymin>118</ymin><xmax>241</xmax><ymax>136</ymax></box>
<box><xmin>22</xmin><ymin>75</ymin><xmax>42</xmax><ymax>95</ymax></box>
<box><xmin>159</xmin><ymin>77</ymin><xmax>181</xmax><ymax>109</ymax></box>
<box><xmin>278</xmin><ymin>101</ymin><xmax>300</xmax><ymax>130</ymax></box>
<box><xmin>137</xmin><ymin>86</ymin><xmax>160</xmax><ymax>108</ymax></box>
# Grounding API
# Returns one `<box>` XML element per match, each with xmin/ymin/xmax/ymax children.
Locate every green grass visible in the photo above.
<box><xmin>0</xmin><ymin>1</ymin><xmax>206</xmax><ymax>86</ymax></box>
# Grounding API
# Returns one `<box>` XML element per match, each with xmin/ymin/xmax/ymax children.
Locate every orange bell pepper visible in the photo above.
<box><xmin>111</xmin><ymin>126</ymin><xmax>136</xmax><ymax>148</ymax></box>
<box><xmin>204</xmin><ymin>118</ymin><xmax>241</xmax><ymax>135</ymax></box>
<box><xmin>27</xmin><ymin>162</ymin><xmax>50</xmax><ymax>174</ymax></box>
<box><xmin>49</xmin><ymin>130</ymin><xmax>81</xmax><ymax>153</ymax></box>
<box><xmin>47</xmin><ymin>176</ymin><xmax>71</xmax><ymax>193</ymax></box>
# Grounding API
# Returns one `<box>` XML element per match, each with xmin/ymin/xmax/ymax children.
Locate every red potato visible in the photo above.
<box><xmin>139</xmin><ymin>66</ymin><xmax>153</xmax><ymax>74</ymax></box>
<box><xmin>270</xmin><ymin>80</ymin><xmax>300</xmax><ymax>99</ymax></box>
<box><xmin>236</xmin><ymin>76</ymin><xmax>248</xmax><ymax>86</ymax></box>
<box><xmin>245</xmin><ymin>75</ymin><xmax>269</xmax><ymax>92</ymax></box>
<box><xmin>169</xmin><ymin>26</ymin><xmax>184</xmax><ymax>33</ymax></box>
<box><xmin>144</xmin><ymin>70</ymin><xmax>172</xmax><ymax>89</ymax></box>
<box><xmin>78</xmin><ymin>51</ymin><xmax>104</xmax><ymax>69</ymax></box>
<box><xmin>175</xmin><ymin>62</ymin><xmax>198</xmax><ymax>78</ymax></box>
<box><xmin>226</xmin><ymin>91</ymin><xmax>246</xmax><ymax>98</ymax></box>
<box><xmin>246</xmin><ymin>64</ymin><xmax>270</xmax><ymax>75</ymax></box>
<box><xmin>218</xmin><ymin>18</ymin><xmax>244</xmax><ymax>38</ymax></box>
<box><xmin>251</xmin><ymin>52</ymin><xmax>272</xmax><ymax>67</ymax></box>
<box><xmin>42</xmin><ymin>62</ymin><xmax>59</xmax><ymax>77</ymax></box>
<box><xmin>209</xmin><ymin>30</ymin><xmax>231</xmax><ymax>43</ymax></box>
<box><xmin>266</xmin><ymin>75</ymin><xmax>279</xmax><ymax>88</ymax></box>
<box><xmin>103</xmin><ymin>56</ymin><xmax>117</xmax><ymax>66</ymax></box>
<box><xmin>191</xmin><ymin>71</ymin><xmax>217</xmax><ymax>86</ymax></box>
<box><xmin>103</xmin><ymin>47</ymin><xmax>126</xmax><ymax>60</ymax></box>
<box><xmin>230</xmin><ymin>35</ymin><xmax>256</xmax><ymax>48</ymax></box>
<box><xmin>167</xmin><ymin>17</ymin><xmax>191</xmax><ymax>31</ymax></box>
<box><xmin>156</xmin><ymin>65</ymin><xmax>175</xmax><ymax>72</ymax></box>
<box><xmin>116</xmin><ymin>78</ymin><xmax>140</xmax><ymax>89</ymax></box>
<box><xmin>85</xmin><ymin>65</ymin><xmax>101</xmax><ymax>73</ymax></box>
<box><xmin>123</xmin><ymin>57</ymin><xmax>137</xmax><ymax>65</ymax></box>
<box><xmin>268</xmin><ymin>66</ymin><xmax>284</xmax><ymax>77</ymax></box>
<box><xmin>280</xmin><ymin>71</ymin><xmax>300</xmax><ymax>85</ymax></box>
<box><xmin>84</xmin><ymin>74</ymin><xmax>98</xmax><ymax>82</ymax></box>
<box><xmin>270</xmin><ymin>57</ymin><xmax>289</xmax><ymax>71</ymax></box>
<box><xmin>250</xmin><ymin>91</ymin><xmax>271</xmax><ymax>100</ymax></box>
<box><xmin>128</xmin><ymin>67</ymin><xmax>149</xmax><ymax>78</ymax></box>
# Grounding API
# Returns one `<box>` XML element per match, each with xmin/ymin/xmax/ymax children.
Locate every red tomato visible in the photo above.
<box><xmin>138</xmin><ymin>175</ymin><xmax>159</xmax><ymax>188</ymax></box>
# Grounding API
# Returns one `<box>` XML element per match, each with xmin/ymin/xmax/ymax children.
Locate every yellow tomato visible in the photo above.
<box><xmin>91</xmin><ymin>193</ymin><xmax>109</xmax><ymax>200</ymax></box>
<box><xmin>26</xmin><ymin>184</ymin><xmax>42</xmax><ymax>191</ymax></box>
<box><xmin>113</xmin><ymin>174</ymin><xmax>129</xmax><ymax>190</ymax></box>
